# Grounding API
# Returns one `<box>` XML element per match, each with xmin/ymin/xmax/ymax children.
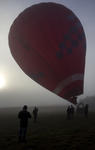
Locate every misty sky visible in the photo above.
<box><xmin>0</xmin><ymin>0</ymin><xmax>95</xmax><ymax>107</ymax></box>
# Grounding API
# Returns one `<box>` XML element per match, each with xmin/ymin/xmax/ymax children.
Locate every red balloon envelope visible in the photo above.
<box><xmin>8</xmin><ymin>3</ymin><xmax>86</xmax><ymax>104</ymax></box>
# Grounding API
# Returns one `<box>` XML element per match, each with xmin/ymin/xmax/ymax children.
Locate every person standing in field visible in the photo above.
<box><xmin>32</xmin><ymin>106</ymin><xmax>38</xmax><ymax>122</ymax></box>
<box><xmin>66</xmin><ymin>106</ymin><xmax>71</xmax><ymax>119</ymax></box>
<box><xmin>84</xmin><ymin>104</ymin><xmax>89</xmax><ymax>118</ymax></box>
<box><xmin>18</xmin><ymin>105</ymin><xmax>31</xmax><ymax>142</ymax></box>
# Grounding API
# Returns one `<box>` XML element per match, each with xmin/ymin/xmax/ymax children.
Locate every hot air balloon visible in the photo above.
<box><xmin>8</xmin><ymin>3</ymin><xmax>86</xmax><ymax>104</ymax></box>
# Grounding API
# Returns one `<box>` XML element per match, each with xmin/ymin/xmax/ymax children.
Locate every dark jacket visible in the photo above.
<box><xmin>18</xmin><ymin>110</ymin><xmax>31</xmax><ymax>127</ymax></box>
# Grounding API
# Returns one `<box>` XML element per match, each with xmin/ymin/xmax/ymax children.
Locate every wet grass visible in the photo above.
<box><xmin>0</xmin><ymin>107</ymin><xmax>95</xmax><ymax>150</ymax></box>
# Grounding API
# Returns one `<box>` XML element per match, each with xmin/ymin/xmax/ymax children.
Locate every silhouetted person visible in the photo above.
<box><xmin>18</xmin><ymin>105</ymin><xmax>31</xmax><ymax>142</ymax></box>
<box><xmin>67</xmin><ymin>106</ymin><xmax>71</xmax><ymax>119</ymax></box>
<box><xmin>67</xmin><ymin>105</ymin><xmax>75</xmax><ymax>119</ymax></box>
<box><xmin>84</xmin><ymin>104</ymin><xmax>89</xmax><ymax>118</ymax></box>
<box><xmin>70</xmin><ymin>105</ymin><xmax>75</xmax><ymax>119</ymax></box>
<box><xmin>32</xmin><ymin>106</ymin><xmax>38</xmax><ymax>122</ymax></box>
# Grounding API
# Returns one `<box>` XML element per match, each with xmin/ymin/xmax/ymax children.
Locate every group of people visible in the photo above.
<box><xmin>18</xmin><ymin>105</ymin><xmax>38</xmax><ymax>143</ymax></box>
<box><xmin>66</xmin><ymin>103</ymin><xmax>89</xmax><ymax>119</ymax></box>
<box><xmin>18</xmin><ymin>103</ymin><xmax>89</xmax><ymax>143</ymax></box>
<box><xmin>67</xmin><ymin>105</ymin><xmax>75</xmax><ymax>119</ymax></box>
<box><xmin>76</xmin><ymin>103</ymin><xmax>89</xmax><ymax>117</ymax></box>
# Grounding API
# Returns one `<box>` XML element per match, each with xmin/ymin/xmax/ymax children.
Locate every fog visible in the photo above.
<box><xmin>0</xmin><ymin>0</ymin><xmax>95</xmax><ymax>108</ymax></box>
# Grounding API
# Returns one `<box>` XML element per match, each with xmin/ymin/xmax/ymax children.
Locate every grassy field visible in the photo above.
<box><xmin>0</xmin><ymin>106</ymin><xmax>95</xmax><ymax>150</ymax></box>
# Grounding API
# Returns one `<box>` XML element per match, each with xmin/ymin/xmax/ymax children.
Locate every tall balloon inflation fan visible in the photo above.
<box><xmin>8</xmin><ymin>3</ymin><xmax>86</xmax><ymax>104</ymax></box>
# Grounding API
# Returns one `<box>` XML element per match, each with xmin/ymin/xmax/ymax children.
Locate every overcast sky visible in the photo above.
<box><xmin>0</xmin><ymin>0</ymin><xmax>95</xmax><ymax>107</ymax></box>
